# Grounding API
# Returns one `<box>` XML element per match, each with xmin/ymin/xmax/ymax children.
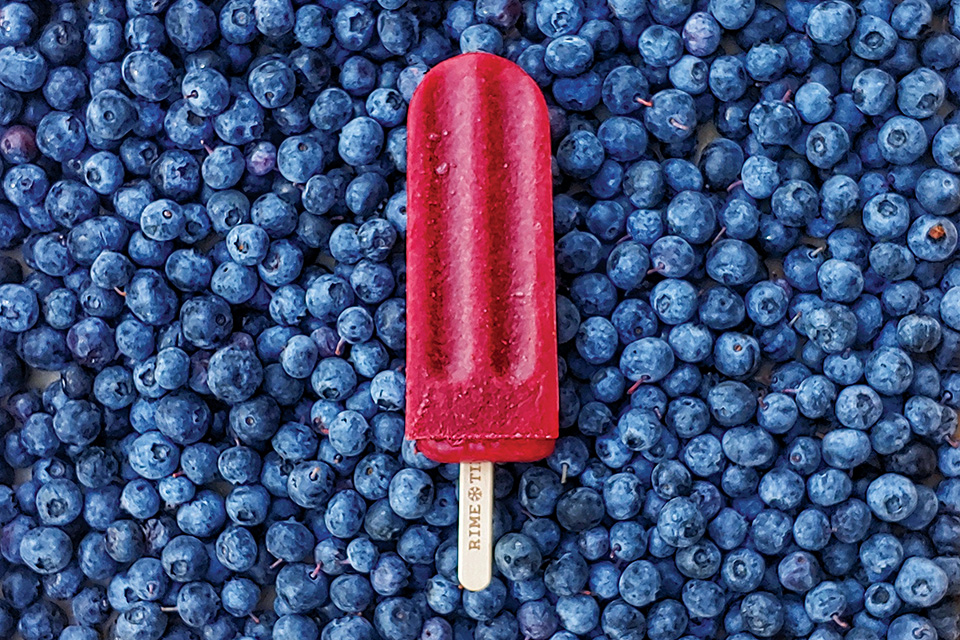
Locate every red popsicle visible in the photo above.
<box><xmin>405</xmin><ymin>52</ymin><xmax>559</xmax><ymax>465</ymax></box>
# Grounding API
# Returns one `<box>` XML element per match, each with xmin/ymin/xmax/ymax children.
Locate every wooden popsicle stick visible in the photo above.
<box><xmin>458</xmin><ymin>461</ymin><xmax>494</xmax><ymax>591</ymax></box>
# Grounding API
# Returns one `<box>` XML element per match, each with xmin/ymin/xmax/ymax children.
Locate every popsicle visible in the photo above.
<box><xmin>406</xmin><ymin>52</ymin><xmax>559</xmax><ymax>591</ymax></box>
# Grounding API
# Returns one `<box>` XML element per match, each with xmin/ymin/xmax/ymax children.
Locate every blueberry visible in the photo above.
<box><xmin>866</xmin><ymin>473</ymin><xmax>919</xmax><ymax>523</ymax></box>
<box><xmin>638</xmin><ymin>25</ymin><xmax>682</xmax><ymax>68</ymax></box>
<box><xmin>644</xmin><ymin>90</ymin><xmax>697</xmax><ymax>143</ymax></box>
<box><xmin>20</xmin><ymin>526</ymin><xmax>72</xmax><ymax>574</ymax></box>
<box><xmin>899</xmin><ymin>67</ymin><xmax>946</xmax><ymax>119</ymax></box>
<box><xmin>600</xmin><ymin>65</ymin><xmax>648</xmax><ymax>116</ymax></box>
<box><xmin>206</xmin><ymin>344</ymin><xmax>263</xmax><ymax>403</ymax></box>
<box><xmin>806</xmin><ymin>121</ymin><xmax>850</xmax><ymax>169</ymax></box>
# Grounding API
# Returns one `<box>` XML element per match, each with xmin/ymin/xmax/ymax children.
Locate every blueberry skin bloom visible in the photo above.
<box><xmin>557</xmin><ymin>130</ymin><xmax>605</xmax><ymax>179</ymax></box>
<box><xmin>706</xmin><ymin>239</ymin><xmax>759</xmax><ymax>286</ymax></box>
<box><xmin>866</xmin><ymin>473</ymin><xmax>918</xmax><ymax>522</ymax></box>
<box><xmin>878</xmin><ymin>115</ymin><xmax>928</xmax><ymax>165</ymax></box>
<box><xmin>657</xmin><ymin>497</ymin><xmax>705</xmax><ymax>548</ymax></box>
<box><xmin>338</xmin><ymin>117</ymin><xmax>383</xmax><ymax>166</ymax></box>
<box><xmin>20</xmin><ymin>526</ymin><xmax>71</xmax><ymax>574</ymax></box>
<box><xmin>140</xmin><ymin>199</ymin><xmax>185</xmax><ymax>242</ymax></box>
<box><xmin>713</xmin><ymin>332</ymin><xmax>760</xmax><ymax>378</ymax></box>
<box><xmin>864</xmin><ymin>346</ymin><xmax>914</xmax><ymax>395</ymax></box>
<box><xmin>0</xmin><ymin>45</ymin><xmax>47</xmax><ymax>92</ymax></box>
<box><xmin>205</xmin><ymin>344</ymin><xmax>263</xmax><ymax>404</ymax></box>
<box><xmin>644</xmin><ymin>90</ymin><xmax>696</xmax><ymax>143</ymax></box>
<box><xmin>620</xmin><ymin>337</ymin><xmax>674</xmax><ymax>383</ymax></box>
<box><xmin>908</xmin><ymin>215</ymin><xmax>958</xmax><ymax>262</ymax></box>
<box><xmin>852</xmin><ymin>15</ymin><xmax>897</xmax><ymax>60</ymax></box>
<box><xmin>0</xmin><ymin>284</ymin><xmax>38</xmax><ymax>332</ymax></box>
<box><xmin>916</xmin><ymin>168</ymin><xmax>960</xmax><ymax>216</ymax></box>
<box><xmin>128</xmin><ymin>431</ymin><xmax>179</xmax><ymax>480</ymax></box>
<box><xmin>894</xmin><ymin>557</ymin><xmax>949</xmax><ymax>607</ymax></box>
<box><xmin>805</xmin><ymin>122</ymin><xmax>849</xmax><ymax>169</ymax></box>
<box><xmin>650</xmin><ymin>279</ymin><xmax>698</xmax><ymax>325</ymax></box>
<box><xmin>933</xmin><ymin>123</ymin><xmax>960</xmax><ymax>172</ymax></box>
<box><xmin>805</xmin><ymin>0</ymin><xmax>856</xmax><ymax>45</ymax></box>
<box><xmin>863</xmin><ymin>192</ymin><xmax>910</xmax><ymax>240</ymax></box>
<box><xmin>897</xmin><ymin>67</ymin><xmax>945</xmax><ymax>119</ymax></box>
<box><xmin>852</xmin><ymin>68</ymin><xmax>895</xmax><ymax>115</ymax></box>
<box><xmin>277</xmin><ymin>134</ymin><xmax>325</xmax><ymax>184</ymax></box>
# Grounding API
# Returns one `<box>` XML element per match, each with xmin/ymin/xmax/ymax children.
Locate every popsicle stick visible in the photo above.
<box><xmin>458</xmin><ymin>461</ymin><xmax>494</xmax><ymax>591</ymax></box>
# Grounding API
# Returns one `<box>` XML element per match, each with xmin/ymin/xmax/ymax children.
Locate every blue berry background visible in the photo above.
<box><xmin>0</xmin><ymin>1</ymin><xmax>959</xmax><ymax>640</ymax></box>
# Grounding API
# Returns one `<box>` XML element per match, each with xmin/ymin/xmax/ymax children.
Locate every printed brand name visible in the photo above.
<box><xmin>466</xmin><ymin>462</ymin><xmax>484</xmax><ymax>551</ymax></box>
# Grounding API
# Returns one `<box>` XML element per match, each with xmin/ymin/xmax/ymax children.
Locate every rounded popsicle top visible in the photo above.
<box><xmin>409</xmin><ymin>52</ymin><xmax>548</xmax><ymax>119</ymax></box>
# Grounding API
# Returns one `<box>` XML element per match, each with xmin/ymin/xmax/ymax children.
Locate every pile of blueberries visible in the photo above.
<box><xmin>2</xmin><ymin>0</ymin><xmax>960</xmax><ymax>640</ymax></box>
